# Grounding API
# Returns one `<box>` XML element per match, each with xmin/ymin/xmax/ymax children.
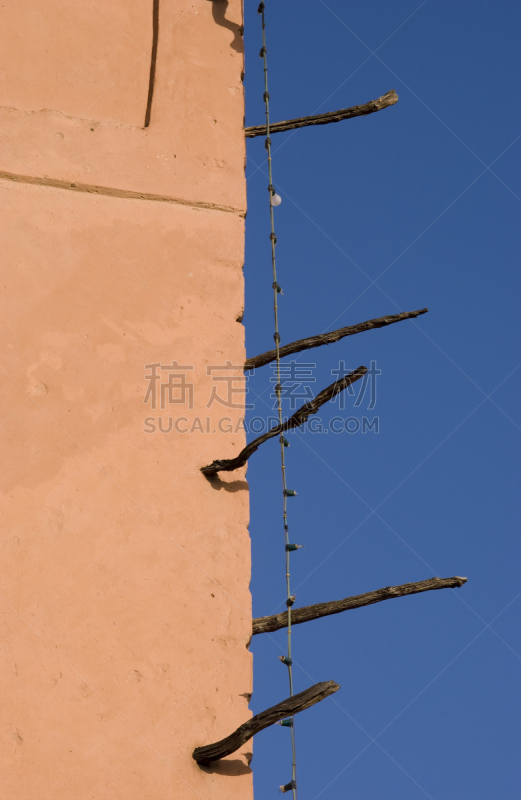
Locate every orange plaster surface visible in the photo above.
<box><xmin>0</xmin><ymin>0</ymin><xmax>247</xmax><ymax>209</ymax></box>
<box><xmin>0</xmin><ymin>2</ymin><xmax>253</xmax><ymax>798</ymax></box>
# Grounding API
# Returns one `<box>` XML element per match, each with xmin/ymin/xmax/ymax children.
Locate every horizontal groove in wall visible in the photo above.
<box><xmin>0</xmin><ymin>169</ymin><xmax>245</xmax><ymax>215</ymax></box>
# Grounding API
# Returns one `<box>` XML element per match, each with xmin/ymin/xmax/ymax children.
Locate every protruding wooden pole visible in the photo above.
<box><xmin>245</xmin><ymin>308</ymin><xmax>428</xmax><ymax>371</ymax></box>
<box><xmin>252</xmin><ymin>577</ymin><xmax>468</xmax><ymax>635</ymax></box>
<box><xmin>201</xmin><ymin>367</ymin><xmax>367</xmax><ymax>476</ymax></box>
<box><xmin>193</xmin><ymin>680</ymin><xmax>340</xmax><ymax>765</ymax></box>
<box><xmin>245</xmin><ymin>89</ymin><xmax>398</xmax><ymax>137</ymax></box>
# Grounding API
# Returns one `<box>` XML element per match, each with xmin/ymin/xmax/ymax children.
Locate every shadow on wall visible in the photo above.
<box><xmin>199</xmin><ymin>757</ymin><xmax>252</xmax><ymax>776</ymax></box>
<box><xmin>208</xmin><ymin>0</ymin><xmax>243</xmax><ymax>52</ymax></box>
<box><xmin>206</xmin><ymin>475</ymin><xmax>249</xmax><ymax>493</ymax></box>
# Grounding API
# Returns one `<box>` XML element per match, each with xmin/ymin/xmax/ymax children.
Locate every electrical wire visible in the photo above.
<box><xmin>258</xmin><ymin>3</ymin><xmax>298</xmax><ymax>796</ymax></box>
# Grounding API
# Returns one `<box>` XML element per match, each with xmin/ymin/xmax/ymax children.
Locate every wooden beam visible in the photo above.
<box><xmin>245</xmin><ymin>308</ymin><xmax>428</xmax><ymax>371</ymax></box>
<box><xmin>252</xmin><ymin>576</ymin><xmax>468</xmax><ymax>635</ymax></box>
<box><xmin>245</xmin><ymin>89</ymin><xmax>398</xmax><ymax>138</ymax></box>
<box><xmin>201</xmin><ymin>366</ymin><xmax>367</xmax><ymax>476</ymax></box>
<box><xmin>193</xmin><ymin>680</ymin><xmax>339</xmax><ymax>765</ymax></box>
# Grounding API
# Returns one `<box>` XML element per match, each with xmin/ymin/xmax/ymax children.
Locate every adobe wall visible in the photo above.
<box><xmin>0</xmin><ymin>2</ymin><xmax>252</xmax><ymax>798</ymax></box>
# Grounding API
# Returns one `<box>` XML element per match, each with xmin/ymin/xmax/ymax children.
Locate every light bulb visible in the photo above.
<box><xmin>271</xmin><ymin>193</ymin><xmax>282</xmax><ymax>206</ymax></box>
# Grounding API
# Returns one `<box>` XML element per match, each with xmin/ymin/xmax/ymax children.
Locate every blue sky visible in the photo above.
<box><xmin>242</xmin><ymin>1</ymin><xmax>521</xmax><ymax>798</ymax></box>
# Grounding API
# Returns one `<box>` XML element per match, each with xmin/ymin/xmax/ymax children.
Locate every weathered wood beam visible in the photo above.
<box><xmin>252</xmin><ymin>576</ymin><xmax>468</xmax><ymax>635</ymax></box>
<box><xmin>201</xmin><ymin>366</ymin><xmax>367</xmax><ymax>476</ymax></box>
<box><xmin>245</xmin><ymin>308</ymin><xmax>428</xmax><ymax>371</ymax></box>
<box><xmin>245</xmin><ymin>89</ymin><xmax>398</xmax><ymax>137</ymax></box>
<box><xmin>193</xmin><ymin>680</ymin><xmax>339</xmax><ymax>765</ymax></box>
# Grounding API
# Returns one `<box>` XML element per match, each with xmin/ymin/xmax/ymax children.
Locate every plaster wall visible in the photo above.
<box><xmin>0</xmin><ymin>2</ymin><xmax>252</xmax><ymax>799</ymax></box>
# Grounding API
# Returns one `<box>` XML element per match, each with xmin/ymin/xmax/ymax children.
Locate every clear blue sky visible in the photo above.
<box><xmin>243</xmin><ymin>1</ymin><xmax>521</xmax><ymax>798</ymax></box>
